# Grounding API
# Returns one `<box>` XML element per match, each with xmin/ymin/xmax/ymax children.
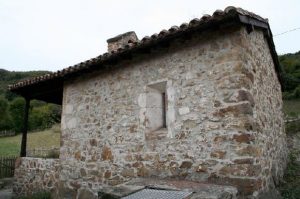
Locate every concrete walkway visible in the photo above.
<box><xmin>0</xmin><ymin>178</ymin><xmax>13</xmax><ymax>199</ymax></box>
<box><xmin>0</xmin><ymin>188</ymin><xmax>12</xmax><ymax>199</ymax></box>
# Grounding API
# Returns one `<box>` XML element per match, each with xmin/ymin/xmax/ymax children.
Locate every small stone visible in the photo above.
<box><xmin>129</xmin><ymin>125</ymin><xmax>138</xmax><ymax>133</ymax></box>
<box><xmin>233</xmin><ymin>133</ymin><xmax>254</xmax><ymax>143</ymax></box>
<box><xmin>208</xmin><ymin>176</ymin><xmax>262</xmax><ymax>195</ymax></box>
<box><xmin>236</xmin><ymin>145</ymin><xmax>262</xmax><ymax>157</ymax></box>
<box><xmin>236</xmin><ymin>90</ymin><xmax>255</xmax><ymax>106</ymax></box>
<box><xmin>121</xmin><ymin>168</ymin><xmax>135</xmax><ymax>177</ymax></box>
<box><xmin>15</xmin><ymin>157</ymin><xmax>22</xmax><ymax>168</ymax></box>
<box><xmin>137</xmin><ymin>167</ymin><xmax>149</xmax><ymax>177</ymax></box>
<box><xmin>67</xmin><ymin>118</ymin><xmax>77</xmax><ymax>129</ymax></box>
<box><xmin>75</xmin><ymin>151</ymin><xmax>81</xmax><ymax>160</ymax></box>
<box><xmin>213</xmin><ymin>102</ymin><xmax>253</xmax><ymax>117</ymax></box>
<box><xmin>179</xmin><ymin>107</ymin><xmax>190</xmax><ymax>115</ymax></box>
<box><xmin>104</xmin><ymin>170</ymin><xmax>111</xmax><ymax>179</ymax></box>
<box><xmin>90</xmin><ymin>139</ymin><xmax>97</xmax><ymax>147</ymax></box>
<box><xmin>101</xmin><ymin>146</ymin><xmax>114</xmax><ymax>161</ymax></box>
<box><xmin>180</xmin><ymin>161</ymin><xmax>193</xmax><ymax>169</ymax></box>
<box><xmin>65</xmin><ymin>104</ymin><xmax>73</xmax><ymax>114</ymax></box>
<box><xmin>77</xmin><ymin>188</ymin><xmax>96</xmax><ymax>199</ymax></box>
<box><xmin>233</xmin><ymin>158</ymin><xmax>254</xmax><ymax>164</ymax></box>
<box><xmin>213</xmin><ymin>100</ymin><xmax>221</xmax><ymax>107</ymax></box>
<box><xmin>196</xmin><ymin>165</ymin><xmax>207</xmax><ymax>172</ymax></box>
<box><xmin>80</xmin><ymin>168</ymin><xmax>87</xmax><ymax>177</ymax></box>
<box><xmin>107</xmin><ymin>176</ymin><xmax>123</xmax><ymax>186</ymax></box>
<box><xmin>132</xmin><ymin>162</ymin><xmax>143</xmax><ymax>168</ymax></box>
<box><xmin>211</xmin><ymin>150</ymin><xmax>226</xmax><ymax>159</ymax></box>
<box><xmin>224</xmin><ymin>90</ymin><xmax>255</xmax><ymax>107</ymax></box>
<box><xmin>89</xmin><ymin>170</ymin><xmax>99</xmax><ymax>176</ymax></box>
<box><xmin>213</xmin><ymin>135</ymin><xmax>228</xmax><ymax>143</ymax></box>
<box><xmin>70</xmin><ymin>181</ymin><xmax>81</xmax><ymax>189</ymax></box>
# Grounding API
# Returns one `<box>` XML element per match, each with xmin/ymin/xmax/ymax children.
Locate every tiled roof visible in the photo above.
<box><xmin>8</xmin><ymin>6</ymin><xmax>279</xmax><ymax>92</ymax></box>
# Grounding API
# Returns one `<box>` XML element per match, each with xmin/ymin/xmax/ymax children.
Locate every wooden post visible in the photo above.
<box><xmin>20</xmin><ymin>98</ymin><xmax>30</xmax><ymax>157</ymax></box>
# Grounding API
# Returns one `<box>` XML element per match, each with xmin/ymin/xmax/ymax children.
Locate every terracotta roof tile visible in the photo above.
<box><xmin>179</xmin><ymin>23</ymin><xmax>189</xmax><ymax>29</ymax></box>
<box><xmin>9</xmin><ymin>6</ymin><xmax>276</xmax><ymax>91</ymax></box>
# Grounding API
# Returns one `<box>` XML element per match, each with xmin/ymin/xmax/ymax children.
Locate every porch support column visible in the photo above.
<box><xmin>20</xmin><ymin>97</ymin><xmax>30</xmax><ymax>157</ymax></box>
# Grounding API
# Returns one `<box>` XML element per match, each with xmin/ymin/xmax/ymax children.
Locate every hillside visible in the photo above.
<box><xmin>0</xmin><ymin>69</ymin><xmax>49</xmax><ymax>100</ymax></box>
<box><xmin>279</xmin><ymin>51</ymin><xmax>300</xmax><ymax>99</ymax></box>
<box><xmin>0</xmin><ymin>69</ymin><xmax>61</xmax><ymax>133</ymax></box>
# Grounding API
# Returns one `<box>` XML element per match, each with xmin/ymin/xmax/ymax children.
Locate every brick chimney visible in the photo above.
<box><xmin>107</xmin><ymin>31</ymin><xmax>139</xmax><ymax>52</ymax></box>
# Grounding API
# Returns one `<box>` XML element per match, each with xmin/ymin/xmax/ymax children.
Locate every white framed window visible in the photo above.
<box><xmin>139</xmin><ymin>80</ymin><xmax>176</xmax><ymax>140</ymax></box>
<box><xmin>145</xmin><ymin>81</ymin><xmax>167</xmax><ymax>132</ymax></box>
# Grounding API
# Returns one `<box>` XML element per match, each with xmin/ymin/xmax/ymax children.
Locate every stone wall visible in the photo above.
<box><xmin>286</xmin><ymin>118</ymin><xmax>300</xmax><ymax>163</ymax></box>
<box><xmin>241</xmin><ymin>28</ymin><xmax>288</xmax><ymax>191</ymax></box>
<box><xmin>60</xmin><ymin>26</ymin><xmax>286</xmax><ymax>198</ymax></box>
<box><xmin>13</xmin><ymin>157</ymin><xmax>60</xmax><ymax>198</ymax></box>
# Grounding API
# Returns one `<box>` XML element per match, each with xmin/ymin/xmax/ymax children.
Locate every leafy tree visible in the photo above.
<box><xmin>0</xmin><ymin>96</ymin><xmax>12</xmax><ymax>130</ymax></box>
<box><xmin>29</xmin><ymin>104</ymin><xmax>61</xmax><ymax>131</ymax></box>
<box><xmin>279</xmin><ymin>51</ymin><xmax>300</xmax><ymax>99</ymax></box>
<box><xmin>0</xmin><ymin>69</ymin><xmax>62</xmax><ymax>133</ymax></box>
<box><xmin>0</xmin><ymin>69</ymin><xmax>49</xmax><ymax>101</ymax></box>
<box><xmin>9</xmin><ymin>97</ymin><xmax>25</xmax><ymax>133</ymax></box>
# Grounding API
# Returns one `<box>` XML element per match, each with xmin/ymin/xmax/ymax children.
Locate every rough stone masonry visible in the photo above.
<box><xmin>11</xmin><ymin>7</ymin><xmax>288</xmax><ymax>199</ymax></box>
<box><xmin>58</xmin><ymin>27</ymin><xmax>287</xmax><ymax>198</ymax></box>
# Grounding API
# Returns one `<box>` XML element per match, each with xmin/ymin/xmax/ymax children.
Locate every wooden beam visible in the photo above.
<box><xmin>20</xmin><ymin>98</ymin><xmax>30</xmax><ymax>157</ymax></box>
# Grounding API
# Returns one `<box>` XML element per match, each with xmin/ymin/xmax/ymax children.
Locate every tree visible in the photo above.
<box><xmin>9</xmin><ymin>97</ymin><xmax>25</xmax><ymax>133</ymax></box>
<box><xmin>29</xmin><ymin>103</ymin><xmax>61</xmax><ymax>131</ymax></box>
<box><xmin>279</xmin><ymin>51</ymin><xmax>300</xmax><ymax>99</ymax></box>
<box><xmin>0</xmin><ymin>96</ymin><xmax>12</xmax><ymax>130</ymax></box>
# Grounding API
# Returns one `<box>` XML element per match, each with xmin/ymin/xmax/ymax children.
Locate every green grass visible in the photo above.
<box><xmin>278</xmin><ymin>151</ymin><xmax>300</xmax><ymax>199</ymax></box>
<box><xmin>280</xmin><ymin>100</ymin><xmax>300</xmax><ymax>198</ymax></box>
<box><xmin>0</xmin><ymin>128</ymin><xmax>60</xmax><ymax>156</ymax></box>
<box><xmin>283</xmin><ymin>99</ymin><xmax>300</xmax><ymax>117</ymax></box>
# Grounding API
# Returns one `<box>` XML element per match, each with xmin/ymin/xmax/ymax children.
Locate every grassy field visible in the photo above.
<box><xmin>283</xmin><ymin>99</ymin><xmax>300</xmax><ymax>117</ymax></box>
<box><xmin>0</xmin><ymin>128</ymin><xmax>60</xmax><ymax>156</ymax></box>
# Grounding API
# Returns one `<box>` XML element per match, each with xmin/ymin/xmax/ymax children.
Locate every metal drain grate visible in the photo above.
<box><xmin>122</xmin><ymin>188</ymin><xmax>192</xmax><ymax>199</ymax></box>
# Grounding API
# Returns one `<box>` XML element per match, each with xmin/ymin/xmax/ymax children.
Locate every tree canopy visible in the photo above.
<box><xmin>279</xmin><ymin>51</ymin><xmax>300</xmax><ymax>99</ymax></box>
<box><xmin>0</xmin><ymin>69</ymin><xmax>61</xmax><ymax>133</ymax></box>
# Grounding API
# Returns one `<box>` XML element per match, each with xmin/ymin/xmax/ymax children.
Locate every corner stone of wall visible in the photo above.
<box><xmin>13</xmin><ymin>157</ymin><xmax>60</xmax><ymax>198</ymax></box>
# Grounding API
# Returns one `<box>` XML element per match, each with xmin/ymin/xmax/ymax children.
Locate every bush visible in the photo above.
<box><xmin>9</xmin><ymin>97</ymin><xmax>25</xmax><ymax>133</ymax></box>
<box><xmin>29</xmin><ymin>104</ymin><xmax>61</xmax><ymax>132</ymax></box>
<box><xmin>283</xmin><ymin>86</ymin><xmax>300</xmax><ymax>100</ymax></box>
<box><xmin>0</xmin><ymin>96</ymin><xmax>12</xmax><ymax>130</ymax></box>
<box><xmin>286</xmin><ymin>120</ymin><xmax>300</xmax><ymax>135</ymax></box>
<box><xmin>7</xmin><ymin>97</ymin><xmax>62</xmax><ymax>133</ymax></box>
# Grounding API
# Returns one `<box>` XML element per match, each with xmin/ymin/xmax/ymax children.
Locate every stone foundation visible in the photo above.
<box><xmin>13</xmin><ymin>157</ymin><xmax>60</xmax><ymax>198</ymax></box>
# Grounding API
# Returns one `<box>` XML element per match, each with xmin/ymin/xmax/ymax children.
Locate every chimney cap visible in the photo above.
<box><xmin>107</xmin><ymin>31</ymin><xmax>139</xmax><ymax>52</ymax></box>
<box><xmin>107</xmin><ymin>31</ymin><xmax>137</xmax><ymax>43</ymax></box>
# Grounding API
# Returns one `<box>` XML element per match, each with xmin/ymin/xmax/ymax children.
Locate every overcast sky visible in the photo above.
<box><xmin>0</xmin><ymin>0</ymin><xmax>299</xmax><ymax>72</ymax></box>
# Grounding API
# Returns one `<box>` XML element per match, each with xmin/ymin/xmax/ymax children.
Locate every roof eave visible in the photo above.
<box><xmin>237</xmin><ymin>14</ymin><xmax>284</xmax><ymax>90</ymax></box>
<box><xmin>8</xmin><ymin>7</ymin><xmax>284</xmax><ymax>102</ymax></box>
